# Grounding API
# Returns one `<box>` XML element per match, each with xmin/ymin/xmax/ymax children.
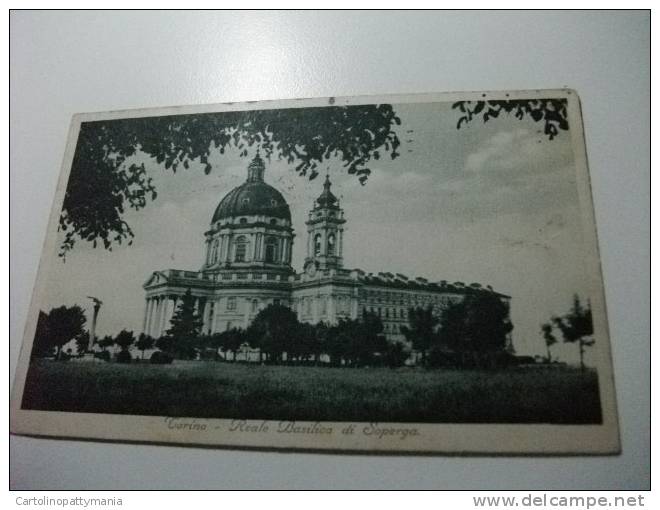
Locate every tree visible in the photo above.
<box><xmin>310</xmin><ymin>322</ymin><xmax>331</xmax><ymax>364</ymax></box>
<box><xmin>323</xmin><ymin>313</ymin><xmax>386</xmax><ymax>367</ymax></box>
<box><xmin>114</xmin><ymin>329</ymin><xmax>135</xmax><ymax>351</ymax></box>
<box><xmin>552</xmin><ymin>295</ymin><xmax>594</xmax><ymax>372</ymax></box>
<box><xmin>114</xmin><ymin>330</ymin><xmax>135</xmax><ymax>364</ymax></box>
<box><xmin>437</xmin><ymin>292</ymin><xmax>513</xmax><ymax>368</ymax></box>
<box><xmin>165</xmin><ymin>290</ymin><xmax>204</xmax><ymax>359</ymax></box>
<box><xmin>211</xmin><ymin>328</ymin><xmax>246</xmax><ymax>361</ymax></box>
<box><xmin>44</xmin><ymin>305</ymin><xmax>87</xmax><ymax>359</ymax></box>
<box><xmin>135</xmin><ymin>333</ymin><xmax>155</xmax><ymax>359</ymax></box>
<box><xmin>386</xmin><ymin>341</ymin><xmax>410</xmax><ymax>368</ymax></box>
<box><xmin>541</xmin><ymin>322</ymin><xmax>558</xmax><ymax>362</ymax></box>
<box><xmin>59</xmin><ymin>106</ymin><xmax>402</xmax><ymax>256</ymax></box>
<box><xmin>98</xmin><ymin>335</ymin><xmax>115</xmax><ymax>352</ymax></box>
<box><xmin>248</xmin><ymin>304</ymin><xmax>300</xmax><ymax>362</ymax></box>
<box><xmin>74</xmin><ymin>331</ymin><xmax>90</xmax><ymax>356</ymax></box>
<box><xmin>462</xmin><ymin>292</ymin><xmax>513</xmax><ymax>356</ymax></box>
<box><xmin>401</xmin><ymin>305</ymin><xmax>439</xmax><ymax>366</ymax></box>
<box><xmin>31</xmin><ymin>311</ymin><xmax>52</xmax><ymax>358</ymax></box>
<box><xmin>352</xmin><ymin>311</ymin><xmax>388</xmax><ymax>367</ymax></box>
<box><xmin>155</xmin><ymin>335</ymin><xmax>175</xmax><ymax>355</ymax></box>
<box><xmin>325</xmin><ymin>325</ymin><xmax>351</xmax><ymax>367</ymax></box>
<box><xmin>452</xmin><ymin>98</ymin><xmax>569</xmax><ymax>139</ymax></box>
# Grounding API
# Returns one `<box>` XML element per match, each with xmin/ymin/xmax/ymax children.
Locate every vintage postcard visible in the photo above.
<box><xmin>10</xmin><ymin>90</ymin><xmax>619</xmax><ymax>454</ymax></box>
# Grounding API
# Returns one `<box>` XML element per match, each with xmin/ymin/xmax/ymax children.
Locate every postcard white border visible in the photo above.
<box><xmin>9</xmin><ymin>89</ymin><xmax>620</xmax><ymax>454</ymax></box>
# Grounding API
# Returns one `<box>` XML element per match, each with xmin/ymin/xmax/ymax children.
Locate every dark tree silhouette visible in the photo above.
<box><xmin>114</xmin><ymin>329</ymin><xmax>135</xmax><ymax>351</ymax></box>
<box><xmin>552</xmin><ymin>295</ymin><xmax>594</xmax><ymax>372</ymax></box>
<box><xmin>74</xmin><ymin>331</ymin><xmax>90</xmax><ymax>356</ymax></box>
<box><xmin>462</xmin><ymin>292</ymin><xmax>513</xmax><ymax>355</ymax></box>
<box><xmin>135</xmin><ymin>333</ymin><xmax>155</xmax><ymax>359</ymax></box>
<box><xmin>166</xmin><ymin>290</ymin><xmax>204</xmax><ymax>340</ymax></box>
<box><xmin>248</xmin><ymin>304</ymin><xmax>300</xmax><ymax>362</ymax></box>
<box><xmin>114</xmin><ymin>329</ymin><xmax>135</xmax><ymax>363</ymax></box>
<box><xmin>210</xmin><ymin>328</ymin><xmax>246</xmax><ymax>361</ymax></box>
<box><xmin>452</xmin><ymin>98</ymin><xmax>569</xmax><ymax>139</ymax></box>
<box><xmin>37</xmin><ymin>305</ymin><xmax>87</xmax><ymax>360</ymax></box>
<box><xmin>352</xmin><ymin>311</ymin><xmax>388</xmax><ymax>366</ymax></box>
<box><xmin>31</xmin><ymin>311</ymin><xmax>52</xmax><ymax>358</ymax></box>
<box><xmin>60</xmin><ymin>105</ymin><xmax>401</xmax><ymax>256</ymax></box>
<box><xmin>401</xmin><ymin>305</ymin><xmax>439</xmax><ymax>366</ymax></box>
<box><xmin>385</xmin><ymin>341</ymin><xmax>409</xmax><ymax>368</ymax></box>
<box><xmin>437</xmin><ymin>292</ymin><xmax>513</xmax><ymax>367</ymax></box>
<box><xmin>98</xmin><ymin>335</ymin><xmax>115</xmax><ymax>352</ymax></box>
<box><xmin>325</xmin><ymin>312</ymin><xmax>386</xmax><ymax>367</ymax></box>
<box><xmin>541</xmin><ymin>322</ymin><xmax>558</xmax><ymax>362</ymax></box>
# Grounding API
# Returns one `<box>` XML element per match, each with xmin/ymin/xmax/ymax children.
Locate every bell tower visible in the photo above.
<box><xmin>304</xmin><ymin>175</ymin><xmax>346</xmax><ymax>274</ymax></box>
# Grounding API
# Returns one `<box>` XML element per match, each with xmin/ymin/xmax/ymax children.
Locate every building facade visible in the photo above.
<box><xmin>143</xmin><ymin>154</ymin><xmax>510</xmax><ymax>343</ymax></box>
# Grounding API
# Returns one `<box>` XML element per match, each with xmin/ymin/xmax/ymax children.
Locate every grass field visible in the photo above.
<box><xmin>20</xmin><ymin>359</ymin><xmax>603</xmax><ymax>424</ymax></box>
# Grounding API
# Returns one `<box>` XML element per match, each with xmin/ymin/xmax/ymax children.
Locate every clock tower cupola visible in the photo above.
<box><xmin>304</xmin><ymin>175</ymin><xmax>346</xmax><ymax>274</ymax></box>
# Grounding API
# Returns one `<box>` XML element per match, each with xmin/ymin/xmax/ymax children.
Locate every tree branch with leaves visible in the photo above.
<box><xmin>59</xmin><ymin>105</ymin><xmax>402</xmax><ymax>256</ymax></box>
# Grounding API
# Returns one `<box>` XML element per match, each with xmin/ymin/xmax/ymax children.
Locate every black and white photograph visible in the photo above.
<box><xmin>10</xmin><ymin>90</ymin><xmax>619</xmax><ymax>454</ymax></box>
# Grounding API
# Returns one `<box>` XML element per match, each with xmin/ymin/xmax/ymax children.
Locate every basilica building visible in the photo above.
<box><xmin>143</xmin><ymin>154</ymin><xmax>510</xmax><ymax>343</ymax></box>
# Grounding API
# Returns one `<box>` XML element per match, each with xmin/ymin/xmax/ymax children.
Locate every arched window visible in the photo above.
<box><xmin>314</xmin><ymin>233</ymin><xmax>322</xmax><ymax>256</ymax></box>
<box><xmin>327</xmin><ymin>233</ymin><xmax>336</xmax><ymax>256</ymax></box>
<box><xmin>239</xmin><ymin>217</ymin><xmax>247</xmax><ymax>225</ymax></box>
<box><xmin>270</xmin><ymin>218</ymin><xmax>277</xmax><ymax>226</ymax></box>
<box><xmin>265</xmin><ymin>236</ymin><xmax>278</xmax><ymax>263</ymax></box>
<box><xmin>234</xmin><ymin>235</ymin><xmax>248</xmax><ymax>262</ymax></box>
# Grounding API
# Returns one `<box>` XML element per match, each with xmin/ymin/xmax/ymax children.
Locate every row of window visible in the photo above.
<box><xmin>203</xmin><ymin>296</ymin><xmax>285</xmax><ymax>314</ymax></box>
<box><xmin>364</xmin><ymin>289</ymin><xmax>455</xmax><ymax>307</ymax></box>
<box><xmin>297</xmin><ymin>295</ymin><xmax>352</xmax><ymax>316</ymax></box>
<box><xmin>208</xmin><ymin>235</ymin><xmax>282</xmax><ymax>264</ymax></box>
<box><xmin>365</xmin><ymin>306</ymin><xmax>411</xmax><ymax>320</ymax></box>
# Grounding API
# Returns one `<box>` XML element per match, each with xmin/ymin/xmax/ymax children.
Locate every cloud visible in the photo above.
<box><xmin>464</xmin><ymin>127</ymin><xmax>574</xmax><ymax>181</ymax></box>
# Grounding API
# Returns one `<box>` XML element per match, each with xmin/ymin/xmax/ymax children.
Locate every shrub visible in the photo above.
<box><xmin>94</xmin><ymin>351</ymin><xmax>111</xmax><ymax>362</ymax></box>
<box><xmin>150</xmin><ymin>351</ymin><xmax>173</xmax><ymax>364</ymax></box>
<box><xmin>116</xmin><ymin>350</ymin><xmax>132</xmax><ymax>364</ymax></box>
<box><xmin>427</xmin><ymin>347</ymin><xmax>458</xmax><ymax>368</ymax></box>
<box><xmin>385</xmin><ymin>342</ymin><xmax>409</xmax><ymax>368</ymax></box>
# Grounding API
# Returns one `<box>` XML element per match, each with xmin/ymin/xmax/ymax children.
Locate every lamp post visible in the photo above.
<box><xmin>87</xmin><ymin>296</ymin><xmax>103</xmax><ymax>352</ymax></box>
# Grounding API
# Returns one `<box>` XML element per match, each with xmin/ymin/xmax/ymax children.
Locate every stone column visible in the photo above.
<box><xmin>142</xmin><ymin>298</ymin><xmax>150</xmax><ymax>335</ymax></box>
<box><xmin>147</xmin><ymin>298</ymin><xmax>156</xmax><ymax>337</ymax></box>
<box><xmin>201</xmin><ymin>300</ymin><xmax>210</xmax><ymax>334</ymax></box>
<box><xmin>150</xmin><ymin>297</ymin><xmax>159</xmax><ymax>338</ymax></box>
<box><xmin>156</xmin><ymin>297</ymin><xmax>163</xmax><ymax>338</ymax></box>
<box><xmin>225</xmin><ymin>235</ymin><xmax>233</xmax><ymax>262</ymax></box>
<box><xmin>160</xmin><ymin>297</ymin><xmax>170</xmax><ymax>336</ymax></box>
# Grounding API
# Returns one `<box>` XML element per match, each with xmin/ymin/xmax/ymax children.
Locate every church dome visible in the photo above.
<box><xmin>211</xmin><ymin>154</ymin><xmax>291</xmax><ymax>223</ymax></box>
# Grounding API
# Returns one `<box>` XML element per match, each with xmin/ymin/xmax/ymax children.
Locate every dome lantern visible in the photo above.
<box><xmin>211</xmin><ymin>153</ymin><xmax>291</xmax><ymax>223</ymax></box>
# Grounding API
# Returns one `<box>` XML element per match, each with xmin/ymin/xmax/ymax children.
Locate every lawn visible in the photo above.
<box><xmin>20</xmin><ymin>359</ymin><xmax>602</xmax><ymax>424</ymax></box>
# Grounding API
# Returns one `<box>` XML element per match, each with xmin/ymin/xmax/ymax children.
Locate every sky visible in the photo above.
<box><xmin>41</xmin><ymin>101</ymin><xmax>594</xmax><ymax>362</ymax></box>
